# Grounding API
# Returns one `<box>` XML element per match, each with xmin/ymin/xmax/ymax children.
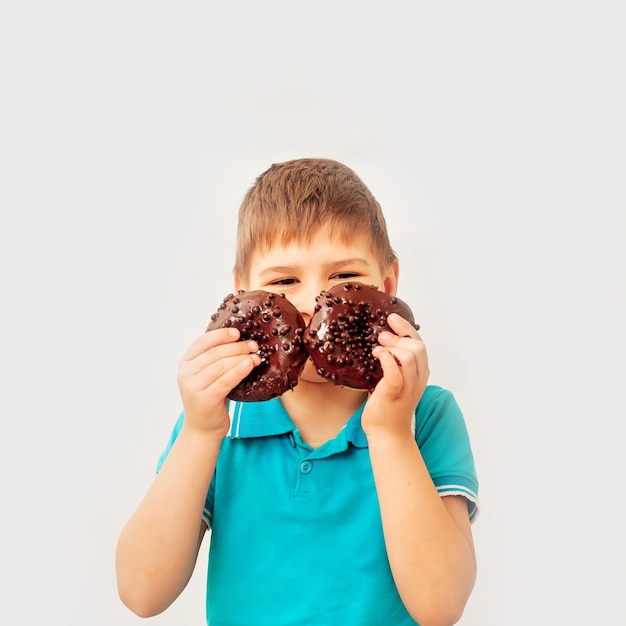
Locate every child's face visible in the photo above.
<box><xmin>236</xmin><ymin>223</ymin><xmax>399</xmax><ymax>385</ymax></box>
<box><xmin>237</xmin><ymin>222</ymin><xmax>399</xmax><ymax>323</ymax></box>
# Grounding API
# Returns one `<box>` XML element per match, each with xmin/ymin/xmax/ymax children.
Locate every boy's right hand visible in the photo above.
<box><xmin>176</xmin><ymin>328</ymin><xmax>261</xmax><ymax>437</ymax></box>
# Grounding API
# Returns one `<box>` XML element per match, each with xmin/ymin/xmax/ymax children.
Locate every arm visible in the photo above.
<box><xmin>115</xmin><ymin>328</ymin><xmax>261</xmax><ymax>617</ymax></box>
<box><xmin>363</xmin><ymin>315</ymin><xmax>476</xmax><ymax>626</ymax></box>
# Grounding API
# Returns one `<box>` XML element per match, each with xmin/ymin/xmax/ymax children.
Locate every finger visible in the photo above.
<box><xmin>179</xmin><ymin>351</ymin><xmax>261</xmax><ymax>396</ymax></box>
<box><xmin>181</xmin><ymin>339</ymin><xmax>260</xmax><ymax>380</ymax></box>
<box><xmin>386</xmin><ymin>312</ymin><xmax>421</xmax><ymax>339</ymax></box>
<box><xmin>182</xmin><ymin>327</ymin><xmax>242</xmax><ymax>361</ymax></box>
<box><xmin>205</xmin><ymin>353</ymin><xmax>260</xmax><ymax>394</ymax></box>
<box><xmin>377</xmin><ymin>331</ymin><xmax>425</xmax><ymax>354</ymax></box>
<box><xmin>375</xmin><ymin>349</ymin><xmax>405</xmax><ymax>394</ymax></box>
<box><xmin>373</xmin><ymin>342</ymin><xmax>430</xmax><ymax>398</ymax></box>
<box><xmin>374</xmin><ymin>343</ymin><xmax>418</xmax><ymax>370</ymax></box>
<box><xmin>373</xmin><ymin>340</ymin><xmax>428</xmax><ymax>384</ymax></box>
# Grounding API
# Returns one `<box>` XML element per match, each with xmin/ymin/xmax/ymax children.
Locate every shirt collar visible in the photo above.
<box><xmin>227</xmin><ymin>397</ymin><xmax>369</xmax><ymax>448</ymax></box>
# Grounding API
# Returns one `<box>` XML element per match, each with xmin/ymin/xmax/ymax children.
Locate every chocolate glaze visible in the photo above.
<box><xmin>304</xmin><ymin>281</ymin><xmax>420</xmax><ymax>391</ymax></box>
<box><xmin>206</xmin><ymin>290</ymin><xmax>308</xmax><ymax>402</ymax></box>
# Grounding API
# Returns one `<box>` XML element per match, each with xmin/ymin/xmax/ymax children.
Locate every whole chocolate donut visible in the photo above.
<box><xmin>206</xmin><ymin>290</ymin><xmax>308</xmax><ymax>402</ymax></box>
<box><xmin>304</xmin><ymin>281</ymin><xmax>420</xmax><ymax>391</ymax></box>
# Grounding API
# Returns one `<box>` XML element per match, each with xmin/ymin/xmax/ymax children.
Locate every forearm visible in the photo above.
<box><xmin>116</xmin><ymin>427</ymin><xmax>223</xmax><ymax>617</ymax></box>
<box><xmin>368</xmin><ymin>432</ymin><xmax>476</xmax><ymax>626</ymax></box>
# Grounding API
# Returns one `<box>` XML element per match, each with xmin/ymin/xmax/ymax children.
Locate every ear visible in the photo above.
<box><xmin>383</xmin><ymin>258</ymin><xmax>400</xmax><ymax>295</ymax></box>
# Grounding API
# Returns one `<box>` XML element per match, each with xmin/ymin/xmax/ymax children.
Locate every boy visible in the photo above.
<box><xmin>116</xmin><ymin>158</ymin><xmax>479</xmax><ymax>626</ymax></box>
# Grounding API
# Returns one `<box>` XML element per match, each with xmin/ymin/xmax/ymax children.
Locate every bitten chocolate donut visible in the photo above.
<box><xmin>206</xmin><ymin>290</ymin><xmax>308</xmax><ymax>402</ymax></box>
<box><xmin>304</xmin><ymin>282</ymin><xmax>420</xmax><ymax>391</ymax></box>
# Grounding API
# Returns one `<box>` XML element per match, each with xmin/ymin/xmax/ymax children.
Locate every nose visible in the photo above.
<box><xmin>292</xmin><ymin>281</ymin><xmax>325</xmax><ymax>322</ymax></box>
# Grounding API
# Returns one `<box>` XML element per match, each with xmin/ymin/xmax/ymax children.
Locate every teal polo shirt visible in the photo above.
<box><xmin>157</xmin><ymin>385</ymin><xmax>478</xmax><ymax>626</ymax></box>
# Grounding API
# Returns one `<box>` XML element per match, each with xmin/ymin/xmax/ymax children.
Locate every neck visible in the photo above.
<box><xmin>280</xmin><ymin>378</ymin><xmax>367</xmax><ymax>447</ymax></box>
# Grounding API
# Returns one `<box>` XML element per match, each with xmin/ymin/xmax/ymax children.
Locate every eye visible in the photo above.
<box><xmin>269</xmin><ymin>277</ymin><xmax>298</xmax><ymax>286</ymax></box>
<box><xmin>331</xmin><ymin>272</ymin><xmax>361</xmax><ymax>280</ymax></box>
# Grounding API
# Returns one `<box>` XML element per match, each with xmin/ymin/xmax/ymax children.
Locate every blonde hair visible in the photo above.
<box><xmin>233</xmin><ymin>158</ymin><xmax>396</xmax><ymax>280</ymax></box>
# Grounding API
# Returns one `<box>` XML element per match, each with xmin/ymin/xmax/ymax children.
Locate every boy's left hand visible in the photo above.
<box><xmin>361</xmin><ymin>313</ymin><xmax>429</xmax><ymax>437</ymax></box>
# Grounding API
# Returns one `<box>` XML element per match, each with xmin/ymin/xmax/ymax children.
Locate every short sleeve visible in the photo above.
<box><xmin>156</xmin><ymin>411</ymin><xmax>184</xmax><ymax>473</ymax></box>
<box><xmin>415</xmin><ymin>386</ymin><xmax>479</xmax><ymax>521</ymax></box>
<box><xmin>156</xmin><ymin>411</ymin><xmax>215</xmax><ymax>527</ymax></box>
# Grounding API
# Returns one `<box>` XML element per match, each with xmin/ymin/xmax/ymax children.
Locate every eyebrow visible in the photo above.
<box><xmin>258</xmin><ymin>257</ymin><xmax>371</xmax><ymax>277</ymax></box>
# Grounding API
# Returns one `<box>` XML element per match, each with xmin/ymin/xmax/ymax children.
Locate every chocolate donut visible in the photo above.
<box><xmin>304</xmin><ymin>282</ymin><xmax>420</xmax><ymax>391</ymax></box>
<box><xmin>206</xmin><ymin>290</ymin><xmax>308</xmax><ymax>402</ymax></box>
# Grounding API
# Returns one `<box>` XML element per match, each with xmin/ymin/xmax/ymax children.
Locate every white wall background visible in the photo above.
<box><xmin>2</xmin><ymin>2</ymin><xmax>624</xmax><ymax>624</ymax></box>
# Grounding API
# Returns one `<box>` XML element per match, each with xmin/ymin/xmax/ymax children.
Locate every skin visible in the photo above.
<box><xmin>116</xmin><ymin>223</ymin><xmax>476</xmax><ymax>626</ymax></box>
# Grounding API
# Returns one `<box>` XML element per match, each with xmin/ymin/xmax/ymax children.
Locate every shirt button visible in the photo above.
<box><xmin>299</xmin><ymin>460</ymin><xmax>313</xmax><ymax>474</ymax></box>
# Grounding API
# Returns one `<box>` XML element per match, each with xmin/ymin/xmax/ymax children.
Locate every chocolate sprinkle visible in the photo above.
<box><xmin>303</xmin><ymin>281</ymin><xmax>419</xmax><ymax>391</ymax></box>
<box><xmin>206</xmin><ymin>290</ymin><xmax>307</xmax><ymax>402</ymax></box>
